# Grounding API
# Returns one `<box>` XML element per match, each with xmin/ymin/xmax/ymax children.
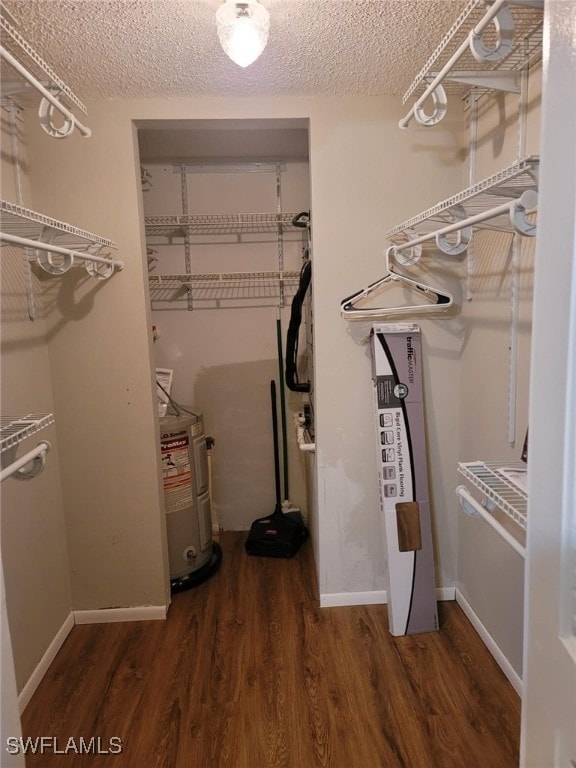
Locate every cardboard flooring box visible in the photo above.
<box><xmin>370</xmin><ymin>323</ymin><xmax>438</xmax><ymax>636</ymax></box>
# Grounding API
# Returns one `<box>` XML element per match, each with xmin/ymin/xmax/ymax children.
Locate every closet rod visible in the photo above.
<box><xmin>391</xmin><ymin>190</ymin><xmax>537</xmax><ymax>257</ymax></box>
<box><xmin>0</xmin><ymin>440</ymin><xmax>50</xmax><ymax>482</ymax></box>
<box><xmin>0</xmin><ymin>233</ymin><xmax>124</xmax><ymax>274</ymax></box>
<box><xmin>399</xmin><ymin>0</ymin><xmax>510</xmax><ymax>129</ymax></box>
<box><xmin>0</xmin><ymin>46</ymin><xmax>91</xmax><ymax>138</ymax></box>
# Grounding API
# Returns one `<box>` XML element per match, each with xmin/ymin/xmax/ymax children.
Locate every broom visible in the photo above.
<box><xmin>244</xmin><ymin>380</ymin><xmax>308</xmax><ymax>558</ymax></box>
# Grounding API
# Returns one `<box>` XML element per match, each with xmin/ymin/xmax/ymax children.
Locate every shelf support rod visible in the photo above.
<box><xmin>0</xmin><ymin>46</ymin><xmax>91</xmax><ymax>138</ymax></box>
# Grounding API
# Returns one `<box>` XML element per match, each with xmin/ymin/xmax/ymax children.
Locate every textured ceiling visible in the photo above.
<box><xmin>2</xmin><ymin>0</ymin><xmax>466</xmax><ymax>99</ymax></box>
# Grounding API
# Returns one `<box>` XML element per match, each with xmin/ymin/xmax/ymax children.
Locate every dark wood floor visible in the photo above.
<box><xmin>21</xmin><ymin>532</ymin><xmax>520</xmax><ymax>768</ymax></box>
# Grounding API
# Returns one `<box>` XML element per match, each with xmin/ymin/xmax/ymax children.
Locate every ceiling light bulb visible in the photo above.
<box><xmin>216</xmin><ymin>0</ymin><xmax>270</xmax><ymax>68</ymax></box>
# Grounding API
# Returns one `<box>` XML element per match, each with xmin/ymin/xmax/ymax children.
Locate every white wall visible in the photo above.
<box><xmin>308</xmin><ymin>99</ymin><xmax>464</xmax><ymax>600</ymax></box>
<box><xmin>144</xmin><ymin>160</ymin><xmax>310</xmax><ymax>530</ymax></box>
<box><xmin>23</xmin><ymin>115</ymin><xmax>170</xmax><ymax>613</ymax></box>
<box><xmin>456</xmin><ymin>62</ymin><xmax>542</xmax><ymax>679</ymax></box>
<box><xmin>0</xmin><ymin>106</ymin><xmax>73</xmax><ymax>694</ymax></box>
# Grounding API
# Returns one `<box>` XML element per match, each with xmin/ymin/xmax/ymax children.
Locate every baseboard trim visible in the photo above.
<box><xmin>73</xmin><ymin>605</ymin><xmax>167</xmax><ymax>624</ymax></box>
<box><xmin>455</xmin><ymin>589</ymin><xmax>523</xmax><ymax>697</ymax></box>
<box><xmin>18</xmin><ymin>612</ymin><xmax>74</xmax><ymax>713</ymax></box>
<box><xmin>320</xmin><ymin>587</ymin><xmax>455</xmax><ymax>608</ymax></box>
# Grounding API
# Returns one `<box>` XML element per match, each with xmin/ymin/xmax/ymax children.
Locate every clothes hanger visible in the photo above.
<box><xmin>340</xmin><ymin>247</ymin><xmax>453</xmax><ymax>320</ymax></box>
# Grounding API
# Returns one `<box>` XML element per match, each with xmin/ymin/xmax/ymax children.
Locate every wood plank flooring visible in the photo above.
<box><xmin>21</xmin><ymin>532</ymin><xmax>520</xmax><ymax>768</ymax></box>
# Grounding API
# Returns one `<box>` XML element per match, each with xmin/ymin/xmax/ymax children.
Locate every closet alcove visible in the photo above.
<box><xmin>137</xmin><ymin>119</ymin><xmax>313</xmax><ymax>533</ymax></box>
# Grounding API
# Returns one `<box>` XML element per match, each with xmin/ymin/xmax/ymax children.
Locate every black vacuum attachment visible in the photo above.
<box><xmin>245</xmin><ymin>381</ymin><xmax>308</xmax><ymax>558</ymax></box>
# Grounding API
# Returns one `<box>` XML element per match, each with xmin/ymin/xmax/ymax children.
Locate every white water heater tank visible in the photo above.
<box><xmin>159</xmin><ymin>410</ymin><xmax>213</xmax><ymax>579</ymax></box>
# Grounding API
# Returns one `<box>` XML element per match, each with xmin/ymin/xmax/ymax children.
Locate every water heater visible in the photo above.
<box><xmin>159</xmin><ymin>409</ymin><xmax>215</xmax><ymax>588</ymax></box>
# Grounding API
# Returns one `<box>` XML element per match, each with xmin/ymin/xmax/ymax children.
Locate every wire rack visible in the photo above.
<box><xmin>0</xmin><ymin>200</ymin><xmax>116</xmax><ymax>249</ymax></box>
<box><xmin>145</xmin><ymin>213</ymin><xmax>303</xmax><ymax>239</ymax></box>
<box><xmin>458</xmin><ymin>460</ymin><xmax>528</xmax><ymax>531</ymax></box>
<box><xmin>0</xmin><ymin>6</ymin><xmax>87</xmax><ymax>114</ymax></box>
<box><xmin>403</xmin><ymin>0</ymin><xmax>543</xmax><ymax>103</ymax></box>
<box><xmin>0</xmin><ymin>413</ymin><xmax>54</xmax><ymax>453</ymax></box>
<box><xmin>385</xmin><ymin>156</ymin><xmax>538</xmax><ymax>245</ymax></box>
<box><xmin>149</xmin><ymin>271</ymin><xmax>301</xmax><ymax>302</ymax></box>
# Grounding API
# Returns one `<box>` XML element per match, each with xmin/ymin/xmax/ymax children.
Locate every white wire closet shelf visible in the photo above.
<box><xmin>0</xmin><ymin>413</ymin><xmax>54</xmax><ymax>453</ymax></box>
<box><xmin>385</xmin><ymin>156</ymin><xmax>538</xmax><ymax>260</ymax></box>
<box><xmin>0</xmin><ymin>201</ymin><xmax>123</xmax><ymax>279</ymax></box>
<box><xmin>0</xmin><ymin>3</ymin><xmax>91</xmax><ymax>138</ymax></box>
<box><xmin>149</xmin><ymin>271</ymin><xmax>301</xmax><ymax>303</ymax></box>
<box><xmin>458</xmin><ymin>460</ymin><xmax>528</xmax><ymax>531</ymax></box>
<box><xmin>145</xmin><ymin>213</ymin><xmax>305</xmax><ymax>242</ymax></box>
<box><xmin>400</xmin><ymin>0</ymin><xmax>543</xmax><ymax>128</ymax></box>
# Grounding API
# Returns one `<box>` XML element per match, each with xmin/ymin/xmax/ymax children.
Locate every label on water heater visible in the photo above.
<box><xmin>160</xmin><ymin>428</ymin><xmax>193</xmax><ymax>513</ymax></box>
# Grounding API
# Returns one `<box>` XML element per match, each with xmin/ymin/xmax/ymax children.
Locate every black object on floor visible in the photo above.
<box><xmin>170</xmin><ymin>540</ymin><xmax>222</xmax><ymax>593</ymax></box>
<box><xmin>245</xmin><ymin>380</ymin><xmax>309</xmax><ymax>558</ymax></box>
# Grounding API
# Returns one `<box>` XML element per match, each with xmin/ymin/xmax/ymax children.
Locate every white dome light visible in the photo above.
<box><xmin>216</xmin><ymin>0</ymin><xmax>270</xmax><ymax>68</ymax></box>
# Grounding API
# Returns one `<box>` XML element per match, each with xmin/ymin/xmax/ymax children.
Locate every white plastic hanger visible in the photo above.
<box><xmin>340</xmin><ymin>247</ymin><xmax>453</xmax><ymax>321</ymax></box>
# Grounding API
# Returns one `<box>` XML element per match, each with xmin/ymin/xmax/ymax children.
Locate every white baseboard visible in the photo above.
<box><xmin>73</xmin><ymin>605</ymin><xmax>167</xmax><ymax>624</ymax></box>
<box><xmin>19</xmin><ymin>605</ymin><xmax>168</xmax><ymax>713</ymax></box>
<box><xmin>319</xmin><ymin>587</ymin><xmax>455</xmax><ymax>608</ymax></box>
<box><xmin>455</xmin><ymin>589</ymin><xmax>522</xmax><ymax>697</ymax></box>
<box><xmin>18</xmin><ymin>612</ymin><xmax>74</xmax><ymax>713</ymax></box>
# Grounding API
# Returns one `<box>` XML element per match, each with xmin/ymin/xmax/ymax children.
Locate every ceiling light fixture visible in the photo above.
<box><xmin>216</xmin><ymin>0</ymin><xmax>270</xmax><ymax>68</ymax></box>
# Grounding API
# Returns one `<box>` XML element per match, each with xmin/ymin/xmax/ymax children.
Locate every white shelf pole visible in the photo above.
<box><xmin>0</xmin><ymin>440</ymin><xmax>51</xmax><ymax>482</ymax></box>
<box><xmin>0</xmin><ymin>232</ymin><xmax>124</xmax><ymax>272</ymax></box>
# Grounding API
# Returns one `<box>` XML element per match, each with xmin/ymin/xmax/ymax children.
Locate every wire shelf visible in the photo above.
<box><xmin>145</xmin><ymin>212</ymin><xmax>303</xmax><ymax>238</ymax></box>
<box><xmin>0</xmin><ymin>200</ymin><xmax>116</xmax><ymax>250</ymax></box>
<box><xmin>0</xmin><ymin>413</ymin><xmax>54</xmax><ymax>452</ymax></box>
<box><xmin>0</xmin><ymin>7</ymin><xmax>87</xmax><ymax>114</ymax></box>
<box><xmin>149</xmin><ymin>271</ymin><xmax>301</xmax><ymax>303</ymax></box>
<box><xmin>458</xmin><ymin>460</ymin><xmax>528</xmax><ymax>531</ymax></box>
<box><xmin>402</xmin><ymin>0</ymin><xmax>543</xmax><ymax>104</ymax></box>
<box><xmin>385</xmin><ymin>156</ymin><xmax>538</xmax><ymax>246</ymax></box>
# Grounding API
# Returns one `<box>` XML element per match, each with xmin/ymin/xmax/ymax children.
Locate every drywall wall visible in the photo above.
<box><xmin>143</xmin><ymin>159</ymin><xmax>310</xmax><ymax>531</ymax></box>
<box><xmin>307</xmin><ymin>99</ymin><xmax>465</xmax><ymax>600</ymax></box>
<box><xmin>456</xmin><ymin>60</ymin><xmax>542</xmax><ymax>678</ymax></box>
<box><xmin>0</xmin><ymin>109</ymin><xmax>73</xmax><ymax>693</ymax></box>
<box><xmin>23</xmin><ymin>114</ymin><xmax>170</xmax><ymax>613</ymax></box>
<box><xmin>21</xmin><ymin>94</ymin><xmax>464</xmax><ymax>612</ymax></box>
